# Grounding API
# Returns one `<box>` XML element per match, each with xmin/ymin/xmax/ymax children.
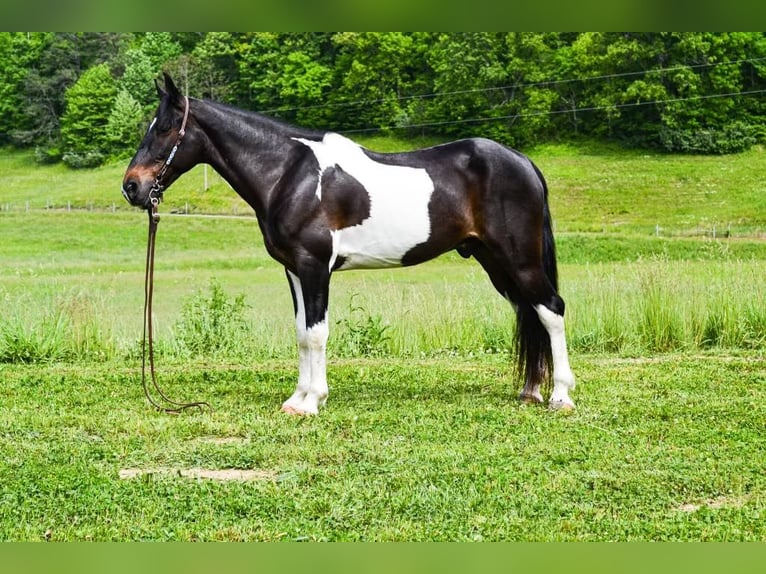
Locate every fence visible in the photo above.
<box><xmin>1</xmin><ymin>200</ymin><xmax>764</xmax><ymax>238</ymax></box>
<box><xmin>0</xmin><ymin>200</ymin><xmax>257</xmax><ymax>218</ymax></box>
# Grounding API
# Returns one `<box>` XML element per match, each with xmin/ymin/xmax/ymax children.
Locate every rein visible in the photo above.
<box><xmin>141</xmin><ymin>96</ymin><xmax>210</xmax><ymax>414</ymax></box>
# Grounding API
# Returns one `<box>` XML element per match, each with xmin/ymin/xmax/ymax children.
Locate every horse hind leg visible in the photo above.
<box><xmin>476</xmin><ymin>236</ymin><xmax>576</xmax><ymax>409</ymax></box>
<box><xmin>534</xmin><ymin>298</ymin><xmax>576</xmax><ymax>410</ymax></box>
<box><xmin>471</xmin><ymin>245</ymin><xmax>544</xmax><ymax>405</ymax></box>
<box><xmin>513</xmin><ymin>264</ymin><xmax>576</xmax><ymax>410</ymax></box>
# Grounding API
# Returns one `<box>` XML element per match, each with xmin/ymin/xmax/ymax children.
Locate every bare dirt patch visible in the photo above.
<box><xmin>119</xmin><ymin>467</ymin><xmax>277</xmax><ymax>481</ymax></box>
<box><xmin>193</xmin><ymin>436</ymin><xmax>249</xmax><ymax>445</ymax></box>
<box><xmin>675</xmin><ymin>494</ymin><xmax>750</xmax><ymax>513</ymax></box>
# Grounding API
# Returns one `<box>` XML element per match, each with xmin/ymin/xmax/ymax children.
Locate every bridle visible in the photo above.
<box><xmin>142</xmin><ymin>95</ymin><xmax>210</xmax><ymax>414</ymax></box>
<box><xmin>148</xmin><ymin>95</ymin><xmax>191</xmax><ymax>210</ymax></box>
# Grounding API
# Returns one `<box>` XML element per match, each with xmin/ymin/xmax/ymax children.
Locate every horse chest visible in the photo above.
<box><xmin>294</xmin><ymin>134</ymin><xmax>435</xmax><ymax>270</ymax></box>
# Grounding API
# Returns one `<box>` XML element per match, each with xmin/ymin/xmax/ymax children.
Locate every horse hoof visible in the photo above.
<box><xmin>519</xmin><ymin>393</ymin><xmax>544</xmax><ymax>405</ymax></box>
<box><xmin>549</xmin><ymin>400</ymin><xmax>575</xmax><ymax>412</ymax></box>
<box><xmin>281</xmin><ymin>405</ymin><xmax>308</xmax><ymax>416</ymax></box>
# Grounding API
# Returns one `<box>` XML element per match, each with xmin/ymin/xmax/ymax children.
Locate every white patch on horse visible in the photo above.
<box><xmin>535</xmin><ymin>304</ymin><xmax>576</xmax><ymax>409</ymax></box>
<box><xmin>147</xmin><ymin>117</ymin><xmax>157</xmax><ymax>134</ymax></box>
<box><xmin>294</xmin><ymin>133</ymin><xmax>434</xmax><ymax>270</ymax></box>
<box><xmin>282</xmin><ymin>271</ymin><xmax>329</xmax><ymax>415</ymax></box>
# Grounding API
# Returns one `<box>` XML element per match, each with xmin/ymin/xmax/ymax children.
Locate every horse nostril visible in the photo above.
<box><xmin>122</xmin><ymin>179</ymin><xmax>139</xmax><ymax>202</ymax></box>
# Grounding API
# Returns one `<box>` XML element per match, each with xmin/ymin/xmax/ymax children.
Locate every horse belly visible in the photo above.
<box><xmin>333</xmin><ymin>218</ymin><xmax>428</xmax><ymax>270</ymax></box>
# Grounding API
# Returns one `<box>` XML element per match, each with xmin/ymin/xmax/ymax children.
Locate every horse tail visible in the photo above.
<box><xmin>514</xmin><ymin>160</ymin><xmax>557</xmax><ymax>394</ymax></box>
<box><xmin>535</xmin><ymin>161</ymin><xmax>559</xmax><ymax>292</ymax></box>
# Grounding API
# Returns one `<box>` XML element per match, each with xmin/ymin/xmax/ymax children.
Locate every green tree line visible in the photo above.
<box><xmin>1</xmin><ymin>32</ymin><xmax>765</xmax><ymax>167</ymax></box>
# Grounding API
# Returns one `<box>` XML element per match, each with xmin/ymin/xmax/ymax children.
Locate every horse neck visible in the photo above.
<box><xmin>192</xmin><ymin>100</ymin><xmax>306</xmax><ymax>216</ymax></box>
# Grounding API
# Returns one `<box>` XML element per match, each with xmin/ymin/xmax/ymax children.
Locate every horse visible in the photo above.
<box><xmin>122</xmin><ymin>73</ymin><xmax>576</xmax><ymax>415</ymax></box>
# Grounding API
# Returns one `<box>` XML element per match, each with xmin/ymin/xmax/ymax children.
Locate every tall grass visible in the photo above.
<box><xmin>565</xmin><ymin>259</ymin><xmax>766</xmax><ymax>355</ymax></box>
<box><xmin>2</xmin><ymin>259</ymin><xmax>763</xmax><ymax>364</ymax></box>
<box><xmin>0</xmin><ymin>290</ymin><xmax>114</xmax><ymax>363</ymax></box>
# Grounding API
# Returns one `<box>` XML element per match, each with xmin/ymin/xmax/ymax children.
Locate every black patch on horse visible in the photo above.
<box><xmin>320</xmin><ymin>165</ymin><xmax>371</xmax><ymax>230</ymax></box>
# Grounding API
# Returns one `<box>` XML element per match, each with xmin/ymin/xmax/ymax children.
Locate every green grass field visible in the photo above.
<box><xmin>1</xmin><ymin>353</ymin><xmax>764</xmax><ymax>541</ymax></box>
<box><xmin>1</xmin><ymin>142</ymin><xmax>765</xmax><ymax>540</ymax></box>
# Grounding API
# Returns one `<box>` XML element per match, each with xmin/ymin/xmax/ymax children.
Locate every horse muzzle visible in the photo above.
<box><xmin>121</xmin><ymin>176</ymin><xmax>157</xmax><ymax>209</ymax></box>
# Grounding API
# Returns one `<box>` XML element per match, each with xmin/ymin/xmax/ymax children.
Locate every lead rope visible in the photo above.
<box><xmin>142</xmin><ymin>198</ymin><xmax>210</xmax><ymax>413</ymax></box>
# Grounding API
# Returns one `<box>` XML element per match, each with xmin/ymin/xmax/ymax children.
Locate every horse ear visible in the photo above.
<box><xmin>155</xmin><ymin>77</ymin><xmax>166</xmax><ymax>99</ymax></box>
<box><xmin>163</xmin><ymin>72</ymin><xmax>182</xmax><ymax>102</ymax></box>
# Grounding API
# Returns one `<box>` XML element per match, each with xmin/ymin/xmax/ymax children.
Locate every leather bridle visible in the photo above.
<box><xmin>148</xmin><ymin>95</ymin><xmax>190</xmax><ymax>209</ymax></box>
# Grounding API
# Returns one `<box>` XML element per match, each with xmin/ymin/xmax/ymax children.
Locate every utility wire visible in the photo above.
<box><xmin>341</xmin><ymin>88</ymin><xmax>766</xmax><ymax>134</ymax></box>
<box><xmin>258</xmin><ymin>56</ymin><xmax>766</xmax><ymax>117</ymax></box>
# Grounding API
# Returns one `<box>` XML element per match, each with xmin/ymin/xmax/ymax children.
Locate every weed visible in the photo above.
<box><xmin>638</xmin><ymin>266</ymin><xmax>685</xmax><ymax>352</ymax></box>
<box><xmin>334</xmin><ymin>294</ymin><xmax>391</xmax><ymax>357</ymax></box>
<box><xmin>173</xmin><ymin>279</ymin><xmax>253</xmax><ymax>358</ymax></box>
<box><xmin>59</xmin><ymin>292</ymin><xmax>114</xmax><ymax>361</ymax></box>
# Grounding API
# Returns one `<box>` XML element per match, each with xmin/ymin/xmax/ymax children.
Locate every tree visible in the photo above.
<box><xmin>656</xmin><ymin>32</ymin><xmax>766</xmax><ymax>152</ymax></box>
<box><xmin>106</xmin><ymin>90</ymin><xmax>145</xmax><ymax>159</ymax></box>
<box><xmin>120</xmin><ymin>47</ymin><xmax>156</xmax><ymax>113</ymax></box>
<box><xmin>236</xmin><ymin>33</ymin><xmax>335</xmax><ymax>127</ymax></box>
<box><xmin>0</xmin><ymin>34</ymin><xmax>48</xmax><ymax>145</ymax></box>
<box><xmin>3</xmin><ymin>32</ymin><xmax>766</xmax><ymax>161</ymax></box>
<box><xmin>422</xmin><ymin>33</ymin><xmax>515</xmax><ymax>143</ymax></box>
<box><xmin>60</xmin><ymin>63</ymin><xmax>118</xmax><ymax>167</ymax></box>
<box><xmin>190</xmin><ymin>32</ymin><xmax>240</xmax><ymax>102</ymax></box>
<box><xmin>330</xmin><ymin>32</ymin><xmax>426</xmax><ymax>132</ymax></box>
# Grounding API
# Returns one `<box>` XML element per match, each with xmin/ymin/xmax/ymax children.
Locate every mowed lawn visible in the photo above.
<box><xmin>1</xmin><ymin>352</ymin><xmax>765</xmax><ymax>541</ymax></box>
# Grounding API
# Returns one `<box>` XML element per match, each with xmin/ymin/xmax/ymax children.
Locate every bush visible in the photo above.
<box><xmin>34</xmin><ymin>145</ymin><xmax>62</xmax><ymax>165</ymax></box>
<box><xmin>62</xmin><ymin>151</ymin><xmax>105</xmax><ymax>169</ymax></box>
<box><xmin>659</xmin><ymin>122</ymin><xmax>757</xmax><ymax>154</ymax></box>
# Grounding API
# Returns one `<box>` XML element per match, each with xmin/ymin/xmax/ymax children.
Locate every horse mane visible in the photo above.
<box><xmin>195</xmin><ymin>97</ymin><xmax>328</xmax><ymax>141</ymax></box>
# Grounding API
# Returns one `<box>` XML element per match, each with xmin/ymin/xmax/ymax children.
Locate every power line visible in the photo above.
<box><xmin>341</xmin><ymin>88</ymin><xmax>766</xmax><ymax>135</ymax></box>
<box><xmin>258</xmin><ymin>56</ymin><xmax>766</xmax><ymax>117</ymax></box>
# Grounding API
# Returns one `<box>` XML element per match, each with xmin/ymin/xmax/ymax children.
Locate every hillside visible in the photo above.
<box><xmin>3</xmin><ymin>140</ymin><xmax>765</xmax><ymax>240</ymax></box>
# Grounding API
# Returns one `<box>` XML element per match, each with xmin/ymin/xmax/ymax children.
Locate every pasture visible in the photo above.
<box><xmin>1</xmin><ymin>141</ymin><xmax>765</xmax><ymax>540</ymax></box>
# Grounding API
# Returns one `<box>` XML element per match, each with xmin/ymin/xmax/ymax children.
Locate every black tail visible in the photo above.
<box><xmin>514</xmin><ymin>161</ymin><xmax>558</xmax><ymax>393</ymax></box>
<box><xmin>534</xmin><ymin>161</ymin><xmax>559</xmax><ymax>292</ymax></box>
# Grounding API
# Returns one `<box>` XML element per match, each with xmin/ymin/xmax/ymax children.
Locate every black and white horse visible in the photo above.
<box><xmin>122</xmin><ymin>74</ymin><xmax>576</xmax><ymax>415</ymax></box>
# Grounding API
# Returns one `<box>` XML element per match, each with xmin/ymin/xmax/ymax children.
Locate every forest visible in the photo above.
<box><xmin>1</xmin><ymin>32</ymin><xmax>765</xmax><ymax>167</ymax></box>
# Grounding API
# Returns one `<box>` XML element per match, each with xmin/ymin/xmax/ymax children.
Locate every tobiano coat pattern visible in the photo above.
<box><xmin>122</xmin><ymin>74</ymin><xmax>577</xmax><ymax>415</ymax></box>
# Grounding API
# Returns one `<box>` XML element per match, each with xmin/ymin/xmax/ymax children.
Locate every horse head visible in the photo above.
<box><xmin>121</xmin><ymin>73</ymin><xmax>197</xmax><ymax>209</ymax></box>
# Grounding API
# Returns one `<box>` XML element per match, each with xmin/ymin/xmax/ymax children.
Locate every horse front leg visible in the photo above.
<box><xmin>282</xmin><ymin>267</ymin><xmax>330</xmax><ymax>415</ymax></box>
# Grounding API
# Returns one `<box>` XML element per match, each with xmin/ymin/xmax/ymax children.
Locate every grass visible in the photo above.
<box><xmin>530</xmin><ymin>141</ymin><xmax>766</xmax><ymax>237</ymax></box>
<box><xmin>1</xmin><ymin>353</ymin><xmax>764</xmax><ymax>541</ymax></box>
<box><xmin>1</xmin><ymin>142</ymin><xmax>766</xmax><ymax>540</ymax></box>
<box><xmin>564</xmin><ymin>259</ymin><xmax>766</xmax><ymax>354</ymax></box>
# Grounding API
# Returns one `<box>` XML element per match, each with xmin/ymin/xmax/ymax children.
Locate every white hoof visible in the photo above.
<box><xmin>280</xmin><ymin>404</ymin><xmax>316</xmax><ymax>416</ymax></box>
<box><xmin>280</xmin><ymin>394</ymin><xmax>322</xmax><ymax>416</ymax></box>
<box><xmin>549</xmin><ymin>398</ymin><xmax>576</xmax><ymax>411</ymax></box>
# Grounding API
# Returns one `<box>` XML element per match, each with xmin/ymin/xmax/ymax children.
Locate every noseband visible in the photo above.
<box><xmin>149</xmin><ymin>95</ymin><xmax>190</xmax><ymax>208</ymax></box>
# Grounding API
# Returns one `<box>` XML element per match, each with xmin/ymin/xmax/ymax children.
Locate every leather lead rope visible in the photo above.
<box><xmin>142</xmin><ymin>199</ymin><xmax>210</xmax><ymax>413</ymax></box>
